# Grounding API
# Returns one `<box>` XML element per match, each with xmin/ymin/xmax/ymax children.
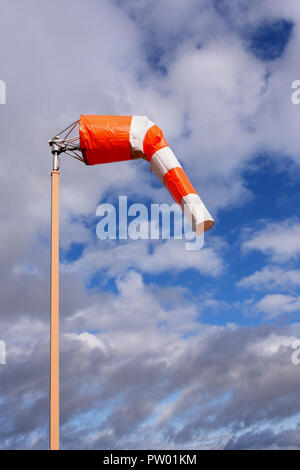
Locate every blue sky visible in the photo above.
<box><xmin>0</xmin><ymin>0</ymin><xmax>300</xmax><ymax>450</ymax></box>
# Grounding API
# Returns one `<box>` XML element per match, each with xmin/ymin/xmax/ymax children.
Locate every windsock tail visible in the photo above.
<box><xmin>136</xmin><ymin>117</ymin><xmax>214</xmax><ymax>234</ymax></box>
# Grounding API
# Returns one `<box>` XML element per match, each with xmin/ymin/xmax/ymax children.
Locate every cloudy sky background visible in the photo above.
<box><xmin>1</xmin><ymin>0</ymin><xmax>300</xmax><ymax>449</ymax></box>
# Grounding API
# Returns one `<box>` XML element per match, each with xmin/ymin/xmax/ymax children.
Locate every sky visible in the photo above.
<box><xmin>0</xmin><ymin>0</ymin><xmax>300</xmax><ymax>450</ymax></box>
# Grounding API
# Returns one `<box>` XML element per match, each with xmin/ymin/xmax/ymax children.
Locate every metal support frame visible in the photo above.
<box><xmin>48</xmin><ymin>121</ymin><xmax>84</xmax><ymax>164</ymax></box>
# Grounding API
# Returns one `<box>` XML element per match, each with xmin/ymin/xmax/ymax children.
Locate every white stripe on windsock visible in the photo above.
<box><xmin>129</xmin><ymin>115</ymin><xmax>155</xmax><ymax>154</ymax></box>
<box><xmin>150</xmin><ymin>147</ymin><xmax>182</xmax><ymax>184</ymax></box>
<box><xmin>181</xmin><ymin>193</ymin><xmax>214</xmax><ymax>234</ymax></box>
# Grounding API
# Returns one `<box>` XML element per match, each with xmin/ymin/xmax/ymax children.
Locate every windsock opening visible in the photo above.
<box><xmin>79</xmin><ymin>115</ymin><xmax>214</xmax><ymax>234</ymax></box>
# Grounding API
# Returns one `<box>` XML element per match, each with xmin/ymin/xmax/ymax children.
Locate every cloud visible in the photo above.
<box><xmin>255</xmin><ymin>294</ymin><xmax>300</xmax><ymax>318</ymax></box>
<box><xmin>1</xmin><ymin>268</ymin><xmax>300</xmax><ymax>449</ymax></box>
<box><xmin>63</xmin><ymin>238</ymin><xmax>224</xmax><ymax>279</ymax></box>
<box><xmin>225</xmin><ymin>425</ymin><xmax>300</xmax><ymax>450</ymax></box>
<box><xmin>242</xmin><ymin>219</ymin><xmax>300</xmax><ymax>262</ymax></box>
<box><xmin>238</xmin><ymin>266</ymin><xmax>300</xmax><ymax>291</ymax></box>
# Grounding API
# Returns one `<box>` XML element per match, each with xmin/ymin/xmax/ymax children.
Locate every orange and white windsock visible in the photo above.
<box><xmin>79</xmin><ymin>115</ymin><xmax>214</xmax><ymax>233</ymax></box>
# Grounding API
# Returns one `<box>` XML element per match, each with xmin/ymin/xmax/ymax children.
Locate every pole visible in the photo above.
<box><xmin>50</xmin><ymin>151</ymin><xmax>60</xmax><ymax>450</ymax></box>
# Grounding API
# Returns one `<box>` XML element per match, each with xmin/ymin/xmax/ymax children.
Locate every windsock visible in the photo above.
<box><xmin>79</xmin><ymin>115</ymin><xmax>214</xmax><ymax>233</ymax></box>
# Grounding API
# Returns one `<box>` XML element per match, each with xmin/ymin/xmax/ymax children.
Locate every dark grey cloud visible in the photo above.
<box><xmin>225</xmin><ymin>424</ymin><xmax>300</xmax><ymax>450</ymax></box>
<box><xmin>1</xmin><ymin>298</ymin><xmax>300</xmax><ymax>449</ymax></box>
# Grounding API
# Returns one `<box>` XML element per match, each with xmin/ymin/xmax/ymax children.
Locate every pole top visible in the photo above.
<box><xmin>48</xmin><ymin>135</ymin><xmax>67</xmax><ymax>155</ymax></box>
<box><xmin>48</xmin><ymin>136</ymin><xmax>64</xmax><ymax>171</ymax></box>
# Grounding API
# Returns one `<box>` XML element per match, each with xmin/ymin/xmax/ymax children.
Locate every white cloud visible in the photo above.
<box><xmin>243</xmin><ymin>220</ymin><xmax>300</xmax><ymax>262</ymax></box>
<box><xmin>66</xmin><ymin>270</ymin><xmax>202</xmax><ymax>338</ymax></box>
<box><xmin>255</xmin><ymin>294</ymin><xmax>300</xmax><ymax>318</ymax></box>
<box><xmin>247</xmin><ymin>333</ymin><xmax>298</xmax><ymax>356</ymax></box>
<box><xmin>238</xmin><ymin>266</ymin><xmax>300</xmax><ymax>291</ymax></box>
<box><xmin>64</xmin><ymin>332</ymin><xmax>109</xmax><ymax>355</ymax></box>
<box><xmin>63</xmin><ymin>238</ymin><xmax>224</xmax><ymax>279</ymax></box>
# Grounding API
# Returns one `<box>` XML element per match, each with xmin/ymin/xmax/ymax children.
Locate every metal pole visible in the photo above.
<box><xmin>50</xmin><ymin>150</ymin><xmax>60</xmax><ymax>450</ymax></box>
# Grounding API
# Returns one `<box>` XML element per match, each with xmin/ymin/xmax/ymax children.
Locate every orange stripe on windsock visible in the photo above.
<box><xmin>79</xmin><ymin>115</ymin><xmax>132</xmax><ymax>165</ymax></box>
<box><xmin>143</xmin><ymin>124</ymin><xmax>168</xmax><ymax>161</ymax></box>
<box><xmin>164</xmin><ymin>167</ymin><xmax>197</xmax><ymax>204</ymax></box>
